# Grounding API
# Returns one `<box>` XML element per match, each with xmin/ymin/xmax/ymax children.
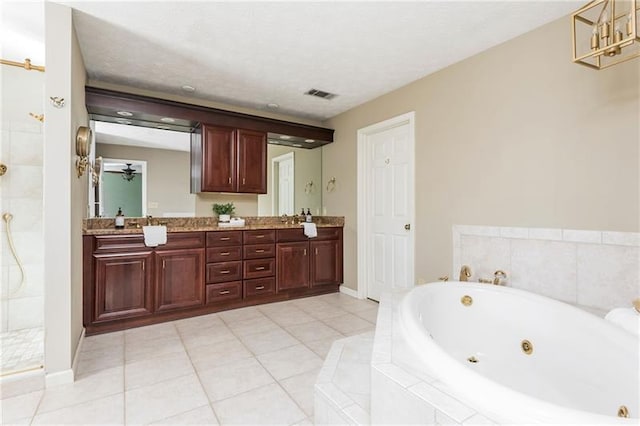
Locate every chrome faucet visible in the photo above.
<box><xmin>459</xmin><ymin>265</ymin><xmax>472</xmax><ymax>282</ymax></box>
<box><xmin>146</xmin><ymin>215</ymin><xmax>153</xmax><ymax>226</ymax></box>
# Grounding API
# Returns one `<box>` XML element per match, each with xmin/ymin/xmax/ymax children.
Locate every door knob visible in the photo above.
<box><xmin>405</xmin><ymin>223</ymin><xmax>411</xmax><ymax>230</ymax></box>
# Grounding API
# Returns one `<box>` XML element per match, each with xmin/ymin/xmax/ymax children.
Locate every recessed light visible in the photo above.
<box><xmin>279</xmin><ymin>135</ymin><xmax>291</xmax><ymax>140</ymax></box>
<box><xmin>115</xmin><ymin>119</ymin><xmax>132</xmax><ymax>125</ymax></box>
<box><xmin>116</xmin><ymin>111</ymin><xmax>133</xmax><ymax>117</ymax></box>
<box><xmin>305</xmin><ymin>139</ymin><xmax>315</xmax><ymax>143</ymax></box>
<box><xmin>292</xmin><ymin>144</ymin><xmax>302</xmax><ymax>147</ymax></box>
<box><xmin>267</xmin><ymin>103</ymin><xmax>279</xmax><ymax>109</ymax></box>
<box><xmin>181</xmin><ymin>85</ymin><xmax>196</xmax><ymax>92</ymax></box>
<box><xmin>160</xmin><ymin>117</ymin><xmax>175</xmax><ymax>123</ymax></box>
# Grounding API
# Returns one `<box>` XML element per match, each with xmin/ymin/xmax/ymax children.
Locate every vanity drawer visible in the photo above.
<box><xmin>206</xmin><ymin>261</ymin><xmax>242</xmax><ymax>283</ymax></box>
<box><xmin>243</xmin><ymin>258</ymin><xmax>275</xmax><ymax>279</ymax></box>
<box><xmin>276</xmin><ymin>228</ymin><xmax>307</xmax><ymax>242</ymax></box>
<box><xmin>243</xmin><ymin>230</ymin><xmax>275</xmax><ymax>244</ymax></box>
<box><xmin>243</xmin><ymin>243</ymin><xmax>275</xmax><ymax>259</ymax></box>
<box><xmin>94</xmin><ymin>235</ymin><xmax>146</xmax><ymax>252</ymax></box>
<box><xmin>244</xmin><ymin>277</ymin><xmax>275</xmax><ymax>298</ymax></box>
<box><xmin>206</xmin><ymin>246</ymin><xmax>242</xmax><ymax>263</ymax></box>
<box><xmin>206</xmin><ymin>231</ymin><xmax>243</xmax><ymax>247</ymax></box>
<box><xmin>206</xmin><ymin>282</ymin><xmax>242</xmax><ymax>304</ymax></box>
<box><xmin>164</xmin><ymin>232</ymin><xmax>205</xmax><ymax>249</ymax></box>
<box><xmin>316</xmin><ymin>227</ymin><xmax>342</xmax><ymax>241</ymax></box>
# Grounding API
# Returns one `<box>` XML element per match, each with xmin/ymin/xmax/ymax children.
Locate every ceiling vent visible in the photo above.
<box><xmin>305</xmin><ymin>88</ymin><xmax>337</xmax><ymax>100</ymax></box>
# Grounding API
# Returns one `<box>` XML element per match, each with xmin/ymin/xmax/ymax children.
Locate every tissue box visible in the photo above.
<box><xmin>219</xmin><ymin>218</ymin><xmax>245</xmax><ymax>228</ymax></box>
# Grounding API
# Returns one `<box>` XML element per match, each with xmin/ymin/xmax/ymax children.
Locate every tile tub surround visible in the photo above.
<box><xmin>1</xmin><ymin>292</ymin><xmax>377</xmax><ymax>425</ymax></box>
<box><xmin>314</xmin><ymin>333</ymin><xmax>373</xmax><ymax>425</ymax></box>
<box><xmin>453</xmin><ymin>225</ymin><xmax>640</xmax><ymax>312</ymax></box>
<box><xmin>83</xmin><ymin>215</ymin><xmax>345</xmax><ymax>235</ymax></box>
<box><xmin>370</xmin><ymin>291</ymin><xmax>496</xmax><ymax>425</ymax></box>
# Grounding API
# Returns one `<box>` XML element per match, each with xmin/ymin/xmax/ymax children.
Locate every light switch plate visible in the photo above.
<box><xmin>148</xmin><ymin>202</ymin><xmax>159</xmax><ymax>208</ymax></box>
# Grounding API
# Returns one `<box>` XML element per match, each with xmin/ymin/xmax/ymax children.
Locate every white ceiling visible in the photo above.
<box><xmin>95</xmin><ymin>121</ymin><xmax>191</xmax><ymax>152</ymax></box>
<box><xmin>45</xmin><ymin>1</ymin><xmax>580</xmax><ymax>121</ymax></box>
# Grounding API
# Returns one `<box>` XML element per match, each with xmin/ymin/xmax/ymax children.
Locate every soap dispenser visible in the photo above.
<box><xmin>299</xmin><ymin>208</ymin><xmax>306</xmax><ymax>223</ymax></box>
<box><xmin>306</xmin><ymin>208</ymin><xmax>312</xmax><ymax>223</ymax></box>
<box><xmin>115</xmin><ymin>207</ymin><xmax>125</xmax><ymax>229</ymax></box>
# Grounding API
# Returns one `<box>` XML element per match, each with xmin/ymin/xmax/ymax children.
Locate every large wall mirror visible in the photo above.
<box><xmin>89</xmin><ymin>121</ymin><xmax>322</xmax><ymax>218</ymax></box>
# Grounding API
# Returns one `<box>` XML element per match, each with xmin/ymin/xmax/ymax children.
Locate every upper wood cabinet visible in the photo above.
<box><xmin>191</xmin><ymin>124</ymin><xmax>267</xmax><ymax>194</ymax></box>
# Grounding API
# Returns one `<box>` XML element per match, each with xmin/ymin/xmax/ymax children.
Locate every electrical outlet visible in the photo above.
<box><xmin>148</xmin><ymin>202</ymin><xmax>159</xmax><ymax>208</ymax></box>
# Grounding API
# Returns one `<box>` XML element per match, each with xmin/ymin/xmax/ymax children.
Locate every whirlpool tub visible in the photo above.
<box><xmin>399</xmin><ymin>282</ymin><xmax>639</xmax><ymax>424</ymax></box>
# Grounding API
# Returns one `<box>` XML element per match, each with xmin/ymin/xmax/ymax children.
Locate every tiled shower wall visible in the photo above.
<box><xmin>0</xmin><ymin>66</ymin><xmax>45</xmax><ymax>332</ymax></box>
<box><xmin>453</xmin><ymin>225</ymin><xmax>639</xmax><ymax>312</ymax></box>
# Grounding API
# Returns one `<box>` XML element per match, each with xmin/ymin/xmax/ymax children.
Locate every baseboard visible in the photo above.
<box><xmin>71</xmin><ymin>328</ymin><xmax>85</xmax><ymax>377</ymax></box>
<box><xmin>339</xmin><ymin>285</ymin><xmax>360</xmax><ymax>299</ymax></box>
<box><xmin>45</xmin><ymin>369</ymin><xmax>74</xmax><ymax>387</ymax></box>
<box><xmin>46</xmin><ymin>328</ymin><xmax>85</xmax><ymax>388</ymax></box>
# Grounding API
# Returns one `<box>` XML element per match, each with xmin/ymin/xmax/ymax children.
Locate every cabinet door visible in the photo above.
<box><xmin>201</xmin><ymin>125</ymin><xmax>236</xmax><ymax>192</ymax></box>
<box><xmin>237</xmin><ymin>129</ymin><xmax>267</xmax><ymax>193</ymax></box>
<box><xmin>94</xmin><ymin>252</ymin><xmax>153</xmax><ymax>322</ymax></box>
<box><xmin>276</xmin><ymin>242</ymin><xmax>309</xmax><ymax>291</ymax></box>
<box><xmin>155</xmin><ymin>248</ymin><xmax>205</xmax><ymax>312</ymax></box>
<box><xmin>310</xmin><ymin>240</ymin><xmax>341</xmax><ymax>287</ymax></box>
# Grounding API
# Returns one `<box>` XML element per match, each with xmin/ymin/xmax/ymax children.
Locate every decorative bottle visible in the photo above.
<box><xmin>115</xmin><ymin>207</ymin><xmax>125</xmax><ymax>229</ymax></box>
<box><xmin>306</xmin><ymin>208</ymin><xmax>312</xmax><ymax>223</ymax></box>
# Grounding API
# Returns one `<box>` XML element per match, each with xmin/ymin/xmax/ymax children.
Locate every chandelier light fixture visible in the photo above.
<box><xmin>572</xmin><ymin>0</ymin><xmax>639</xmax><ymax>69</ymax></box>
<box><xmin>121</xmin><ymin>163</ymin><xmax>136</xmax><ymax>181</ymax></box>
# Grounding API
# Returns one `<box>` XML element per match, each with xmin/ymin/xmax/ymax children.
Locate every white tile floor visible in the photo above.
<box><xmin>1</xmin><ymin>292</ymin><xmax>378</xmax><ymax>425</ymax></box>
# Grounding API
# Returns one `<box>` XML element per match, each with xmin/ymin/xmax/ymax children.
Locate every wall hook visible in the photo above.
<box><xmin>326</xmin><ymin>177</ymin><xmax>336</xmax><ymax>192</ymax></box>
<box><xmin>49</xmin><ymin>97</ymin><xmax>65</xmax><ymax>108</ymax></box>
<box><xmin>29</xmin><ymin>113</ymin><xmax>44</xmax><ymax>122</ymax></box>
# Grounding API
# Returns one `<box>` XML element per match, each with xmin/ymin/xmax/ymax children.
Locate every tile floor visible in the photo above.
<box><xmin>1</xmin><ymin>292</ymin><xmax>378</xmax><ymax>425</ymax></box>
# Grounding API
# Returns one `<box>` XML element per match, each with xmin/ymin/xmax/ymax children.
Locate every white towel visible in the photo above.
<box><xmin>605</xmin><ymin>308</ymin><xmax>640</xmax><ymax>336</ymax></box>
<box><xmin>301</xmin><ymin>222</ymin><xmax>317</xmax><ymax>238</ymax></box>
<box><xmin>143</xmin><ymin>225</ymin><xmax>167</xmax><ymax>247</ymax></box>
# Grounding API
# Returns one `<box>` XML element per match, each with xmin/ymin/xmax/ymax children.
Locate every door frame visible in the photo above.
<box><xmin>356</xmin><ymin>111</ymin><xmax>416</xmax><ymax>299</ymax></box>
<box><xmin>271</xmin><ymin>152</ymin><xmax>295</xmax><ymax>215</ymax></box>
<box><xmin>101</xmin><ymin>157</ymin><xmax>148</xmax><ymax>217</ymax></box>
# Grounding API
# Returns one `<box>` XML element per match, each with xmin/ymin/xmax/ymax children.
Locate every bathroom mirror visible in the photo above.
<box><xmin>89</xmin><ymin>121</ymin><xmax>322</xmax><ymax>218</ymax></box>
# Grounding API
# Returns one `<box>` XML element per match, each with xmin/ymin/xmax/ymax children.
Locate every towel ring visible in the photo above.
<box><xmin>326</xmin><ymin>177</ymin><xmax>336</xmax><ymax>192</ymax></box>
<box><xmin>304</xmin><ymin>180</ymin><xmax>314</xmax><ymax>194</ymax></box>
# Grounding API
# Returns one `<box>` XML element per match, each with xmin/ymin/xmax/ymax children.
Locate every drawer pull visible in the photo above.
<box><xmin>255</xmin><ymin>235</ymin><xmax>265</xmax><ymax>239</ymax></box>
<box><xmin>315</xmin><ymin>248</ymin><xmax>319</xmax><ymax>255</ymax></box>
<box><xmin>220</xmin><ymin>252</ymin><xmax>230</xmax><ymax>256</ymax></box>
<box><xmin>255</xmin><ymin>266</ymin><xmax>266</xmax><ymax>271</ymax></box>
<box><xmin>220</xmin><ymin>237</ymin><xmax>230</xmax><ymax>241</ymax></box>
<box><xmin>219</xmin><ymin>270</ymin><xmax>231</xmax><ymax>274</ymax></box>
<box><xmin>255</xmin><ymin>249</ymin><xmax>265</xmax><ymax>253</ymax></box>
<box><xmin>255</xmin><ymin>286</ymin><xmax>265</xmax><ymax>290</ymax></box>
<box><xmin>219</xmin><ymin>290</ymin><xmax>230</xmax><ymax>295</ymax></box>
<box><xmin>304</xmin><ymin>249</ymin><xmax>307</xmax><ymax>256</ymax></box>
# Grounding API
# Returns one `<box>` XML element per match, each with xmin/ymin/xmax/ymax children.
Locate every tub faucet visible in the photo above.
<box><xmin>493</xmin><ymin>270</ymin><xmax>507</xmax><ymax>285</ymax></box>
<box><xmin>459</xmin><ymin>265</ymin><xmax>472</xmax><ymax>282</ymax></box>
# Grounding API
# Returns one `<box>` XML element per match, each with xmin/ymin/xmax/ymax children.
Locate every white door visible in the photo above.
<box><xmin>273</xmin><ymin>153</ymin><xmax>294</xmax><ymax>215</ymax></box>
<box><xmin>358</xmin><ymin>113</ymin><xmax>415</xmax><ymax>301</ymax></box>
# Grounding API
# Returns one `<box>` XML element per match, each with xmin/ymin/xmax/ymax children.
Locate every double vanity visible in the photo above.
<box><xmin>82</xmin><ymin>217</ymin><xmax>344</xmax><ymax>335</ymax></box>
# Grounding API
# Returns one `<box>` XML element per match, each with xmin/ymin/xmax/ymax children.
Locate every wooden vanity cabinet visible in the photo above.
<box><xmin>191</xmin><ymin>124</ymin><xmax>267</xmax><ymax>194</ymax></box>
<box><xmin>155</xmin><ymin>248</ymin><xmax>205</xmax><ymax>312</ymax></box>
<box><xmin>84</xmin><ymin>227</ymin><xmax>342</xmax><ymax>335</ymax></box>
<box><xmin>275</xmin><ymin>227</ymin><xmax>343</xmax><ymax>292</ymax></box>
<box><xmin>93</xmin><ymin>250</ymin><xmax>153</xmax><ymax>322</ymax></box>
<box><xmin>205</xmin><ymin>230</ymin><xmax>243</xmax><ymax>304</ymax></box>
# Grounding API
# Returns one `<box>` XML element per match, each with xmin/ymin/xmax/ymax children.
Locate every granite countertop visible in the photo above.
<box><xmin>83</xmin><ymin>216</ymin><xmax>344</xmax><ymax>236</ymax></box>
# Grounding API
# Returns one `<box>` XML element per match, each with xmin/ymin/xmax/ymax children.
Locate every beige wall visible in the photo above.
<box><xmin>195</xmin><ymin>193</ymin><xmax>259</xmax><ymax>217</ymax></box>
<box><xmin>95</xmin><ymin>144</ymin><xmax>196</xmax><ymax>217</ymax></box>
<box><xmin>258</xmin><ymin>145</ymin><xmax>323</xmax><ymax>216</ymax></box>
<box><xmin>70</xmin><ymin>22</ymin><xmax>88</xmax><ymax>366</ymax></box>
<box><xmin>323</xmin><ymin>17</ymin><xmax>639</xmax><ymax>291</ymax></box>
<box><xmin>44</xmin><ymin>2</ymin><xmax>88</xmax><ymax>379</ymax></box>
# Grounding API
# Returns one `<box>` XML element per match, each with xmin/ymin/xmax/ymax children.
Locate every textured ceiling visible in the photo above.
<box><xmin>66</xmin><ymin>1</ymin><xmax>581</xmax><ymax>121</ymax></box>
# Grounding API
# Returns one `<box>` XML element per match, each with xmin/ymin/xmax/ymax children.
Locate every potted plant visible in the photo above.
<box><xmin>213</xmin><ymin>202</ymin><xmax>235</xmax><ymax>222</ymax></box>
